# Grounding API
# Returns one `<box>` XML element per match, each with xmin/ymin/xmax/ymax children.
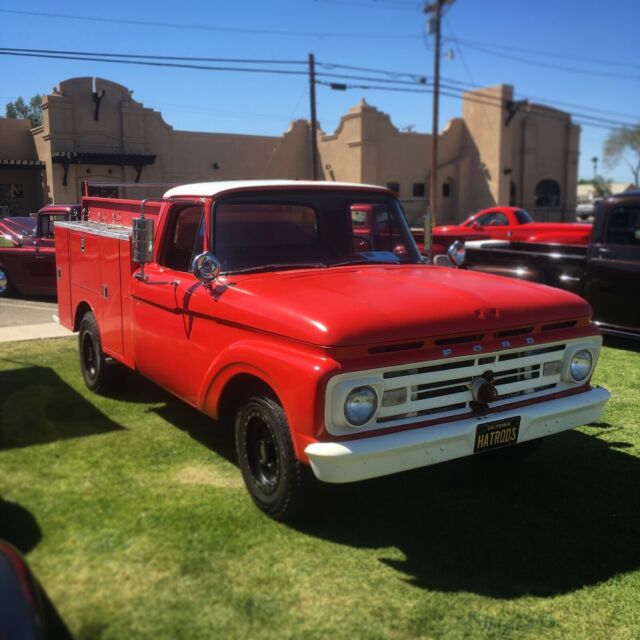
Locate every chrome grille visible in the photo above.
<box><xmin>376</xmin><ymin>344</ymin><xmax>566</xmax><ymax>425</ymax></box>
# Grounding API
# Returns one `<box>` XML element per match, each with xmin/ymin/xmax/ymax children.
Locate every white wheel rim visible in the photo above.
<box><xmin>0</xmin><ymin>269</ymin><xmax>7</xmax><ymax>293</ymax></box>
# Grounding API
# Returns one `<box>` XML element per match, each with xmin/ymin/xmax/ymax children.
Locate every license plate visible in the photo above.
<box><xmin>474</xmin><ymin>416</ymin><xmax>521</xmax><ymax>453</ymax></box>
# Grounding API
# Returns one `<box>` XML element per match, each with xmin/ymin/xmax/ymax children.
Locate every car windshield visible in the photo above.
<box><xmin>515</xmin><ymin>209</ymin><xmax>534</xmax><ymax>224</ymax></box>
<box><xmin>212</xmin><ymin>190</ymin><xmax>422</xmax><ymax>274</ymax></box>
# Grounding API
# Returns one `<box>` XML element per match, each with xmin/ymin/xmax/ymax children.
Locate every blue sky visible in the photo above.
<box><xmin>1</xmin><ymin>0</ymin><xmax>638</xmax><ymax>183</ymax></box>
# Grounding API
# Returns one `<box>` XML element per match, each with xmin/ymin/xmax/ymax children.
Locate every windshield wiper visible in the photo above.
<box><xmin>226</xmin><ymin>262</ymin><xmax>328</xmax><ymax>275</ymax></box>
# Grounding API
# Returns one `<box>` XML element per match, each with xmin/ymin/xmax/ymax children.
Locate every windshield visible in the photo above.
<box><xmin>515</xmin><ymin>209</ymin><xmax>534</xmax><ymax>224</ymax></box>
<box><xmin>212</xmin><ymin>190</ymin><xmax>422</xmax><ymax>273</ymax></box>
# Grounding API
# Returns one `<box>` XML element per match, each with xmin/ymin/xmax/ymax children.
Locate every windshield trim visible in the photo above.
<box><xmin>210</xmin><ymin>189</ymin><xmax>422</xmax><ymax>275</ymax></box>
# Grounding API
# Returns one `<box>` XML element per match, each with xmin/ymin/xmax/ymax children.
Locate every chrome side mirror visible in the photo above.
<box><xmin>132</xmin><ymin>218</ymin><xmax>154</xmax><ymax>264</ymax></box>
<box><xmin>447</xmin><ymin>240</ymin><xmax>465</xmax><ymax>267</ymax></box>
<box><xmin>192</xmin><ymin>252</ymin><xmax>221</xmax><ymax>285</ymax></box>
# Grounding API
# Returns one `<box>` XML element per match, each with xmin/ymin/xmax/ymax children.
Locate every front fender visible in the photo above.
<box><xmin>198</xmin><ymin>339</ymin><xmax>340</xmax><ymax>460</ymax></box>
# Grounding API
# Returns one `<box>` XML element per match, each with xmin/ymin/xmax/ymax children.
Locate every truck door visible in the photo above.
<box><xmin>131</xmin><ymin>202</ymin><xmax>209</xmax><ymax>402</ymax></box>
<box><xmin>584</xmin><ymin>205</ymin><xmax>640</xmax><ymax>331</ymax></box>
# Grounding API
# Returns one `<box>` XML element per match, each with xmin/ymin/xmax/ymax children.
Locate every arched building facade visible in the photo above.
<box><xmin>1</xmin><ymin>77</ymin><xmax>579</xmax><ymax>223</ymax></box>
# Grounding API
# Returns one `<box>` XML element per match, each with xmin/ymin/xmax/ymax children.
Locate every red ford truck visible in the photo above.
<box><xmin>55</xmin><ymin>181</ymin><xmax>610</xmax><ymax>519</ymax></box>
<box><xmin>0</xmin><ymin>204</ymin><xmax>80</xmax><ymax>297</ymax></box>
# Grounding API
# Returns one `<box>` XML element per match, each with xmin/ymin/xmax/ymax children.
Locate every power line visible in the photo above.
<box><xmin>444</xmin><ymin>35</ymin><xmax>640</xmax><ymax>71</ymax></box>
<box><xmin>0</xmin><ymin>46</ymin><xmax>633</xmax><ymax>131</ymax></box>
<box><xmin>452</xmin><ymin>40</ymin><xmax>640</xmax><ymax>81</ymax></box>
<box><xmin>0</xmin><ymin>8</ymin><xmax>418</xmax><ymax>40</ymax></box>
<box><xmin>0</xmin><ymin>47</ymin><xmax>306</xmax><ymax>65</ymax></box>
<box><xmin>0</xmin><ymin>50</ymin><xmax>309</xmax><ymax>77</ymax></box>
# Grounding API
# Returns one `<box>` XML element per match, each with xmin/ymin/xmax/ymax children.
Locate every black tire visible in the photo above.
<box><xmin>0</xmin><ymin>267</ymin><xmax>13</xmax><ymax>297</ymax></box>
<box><xmin>78</xmin><ymin>311</ymin><xmax>116</xmax><ymax>393</ymax></box>
<box><xmin>235</xmin><ymin>395</ymin><xmax>307</xmax><ymax>521</ymax></box>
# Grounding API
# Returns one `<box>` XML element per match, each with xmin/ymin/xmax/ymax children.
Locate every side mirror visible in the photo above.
<box><xmin>447</xmin><ymin>240</ymin><xmax>466</xmax><ymax>267</ymax></box>
<box><xmin>192</xmin><ymin>252</ymin><xmax>221</xmax><ymax>285</ymax></box>
<box><xmin>132</xmin><ymin>218</ymin><xmax>154</xmax><ymax>264</ymax></box>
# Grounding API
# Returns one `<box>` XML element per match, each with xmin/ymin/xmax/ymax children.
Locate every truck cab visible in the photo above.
<box><xmin>0</xmin><ymin>204</ymin><xmax>80</xmax><ymax>297</ymax></box>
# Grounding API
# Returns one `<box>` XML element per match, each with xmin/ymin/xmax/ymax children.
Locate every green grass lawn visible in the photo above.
<box><xmin>1</xmin><ymin>337</ymin><xmax>639</xmax><ymax>640</ymax></box>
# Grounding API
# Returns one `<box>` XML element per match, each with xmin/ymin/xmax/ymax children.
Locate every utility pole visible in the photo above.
<box><xmin>423</xmin><ymin>0</ymin><xmax>453</xmax><ymax>227</ymax></box>
<box><xmin>308</xmin><ymin>53</ymin><xmax>319</xmax><ymax>180</ymax></box>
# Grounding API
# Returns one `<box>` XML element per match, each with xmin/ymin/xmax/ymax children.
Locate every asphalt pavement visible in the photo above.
<box><xmin>0</xmin><ymin>296</ymin><xmax>73</xmax><ymax>342</ymax></box>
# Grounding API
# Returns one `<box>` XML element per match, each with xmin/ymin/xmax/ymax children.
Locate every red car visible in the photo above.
<box><xmin>0</xmin><ymin>204</ymin><xmax>80</xmax><ymax>297</ymax></box>
<box><xmin>434</xmin><ymin>206</ymin><xmax>593</xmax><ymax>245</ymax></box>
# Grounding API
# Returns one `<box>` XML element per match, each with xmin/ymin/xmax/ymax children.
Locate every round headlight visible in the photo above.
<box><xmin>344</xmin><ymin>386</ymin><xmax>378</xmax><ymax>426</ymax></box>
<box><xmin>570</xmin><ymin>349</ymin><xmax>592</xmax><ymax>381</ymax></box>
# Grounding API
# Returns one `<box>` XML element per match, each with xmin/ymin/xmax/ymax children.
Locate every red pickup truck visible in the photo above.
<box><xmin>55</xmin><ymin>181</ymin><xmax>609</xmax><ymax>519</ymax></box>
<box><xmin>434</xmin><ymin>206</ymin><xmax>593</xmax><ymax>245</ymax></box>
<box><xmin>0</xmin><ymin>204</ymin><xmax>80</xmax><ymax>297</ymax></box>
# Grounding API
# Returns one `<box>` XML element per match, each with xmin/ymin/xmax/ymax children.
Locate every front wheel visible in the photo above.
<box><xmin>235</xmin><ymin>396</ymin><xmax>307</xmax><ymax>521</ymax></box>
<box><xmin>78</xmin><ymin>311</ymin><xmax>117</xmax><ymax>393</ymax></box>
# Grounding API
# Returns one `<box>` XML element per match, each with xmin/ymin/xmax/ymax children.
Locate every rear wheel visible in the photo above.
<box><xmin>235</xmin><ymin>395</ymin><xmax>306</xmax><ymax>521</ymax></box>
<box><xmin>78</xmin><ymin>311</ymin><xmax>116</xmax><ymax>393</ymax></box>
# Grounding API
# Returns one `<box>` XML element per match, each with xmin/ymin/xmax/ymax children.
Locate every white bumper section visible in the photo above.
<box><xmin>305</xmin><ymin>387</ymin><xmax>610</xmax><ymax>483</ymax></box>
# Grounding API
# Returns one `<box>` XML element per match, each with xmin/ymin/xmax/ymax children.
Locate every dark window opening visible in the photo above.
<box><xmin>386</xmin><ymin>182</ymin><xmax>400</xmax><ymax>195</ymax></box>
<box><xmin>534</xmin><ymin>179</ymin><xmax>561</xmax><ymax>208</ymax></box>
<box><xmin>442</xmin><ymin>182</ymin><xmax>451</xmax><ymax>198</ymax></box>
<box><xmin>412</xmin><ymin>183</ymin><xmax>425</xmax><ymax>198</ymax></box>
<box><xmin>509</xmin><ymin>180</ymin><xmax>517</xmax><ymax>206</ymax></box>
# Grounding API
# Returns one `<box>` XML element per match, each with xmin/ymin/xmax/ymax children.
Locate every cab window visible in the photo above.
<box><xmin>478</xmin><ymin>212</ymin><xmax>509</xmax><ymax>226</ymax></box>
<box><xmin>161</xmin><ymin>205</ymin><xmax>205</xmax><ymax>271</ymax></box>
<box><xmin>606</xmin><ymin>207</ymin><xmax>640</xmax><ymax>246</ymax></box>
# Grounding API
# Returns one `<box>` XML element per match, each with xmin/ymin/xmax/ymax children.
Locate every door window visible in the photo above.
<box><xmin>606</xmin><ymin>207</ymin><xmax>640</xmax><ymax>246</ymax></box>
<box><xmin>161</xmin><ymin>205</ymin><xmax>205</xmax><ymax>271</ymax></box>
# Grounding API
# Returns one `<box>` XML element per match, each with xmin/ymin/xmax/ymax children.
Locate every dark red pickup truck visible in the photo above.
<box><xmin>0</xmin><ymin>204</ymin><xmax>80</xmax><ymax>297</ymax></box>
<box><xmin>464</xmin><ymin>192</ymin><xmax>640</xmax><ymax>339</ymax></box>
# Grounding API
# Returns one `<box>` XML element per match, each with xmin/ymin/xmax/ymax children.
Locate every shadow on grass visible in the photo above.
<box><xmin>603</xmin><ymin>334</ymin><xmax>640</xmax><ymax>353</ymax></box>
<box><xmin>0</xmin><ymin>501</ymin><xmax>73</xmax><ymax>639</ymax></box>
<box><xmin>0</xmin><ymin>500</ymin><xmax>41</xmax><ymax>553</ymax></box>
<box><xmin>290</xmin><ymin>429</ymin><xmax>640</xmax><ymax>598</ymax></box>
<box><xmin>0</xmin><ymin>366</ymin><xmax>124</xmax><ymax>450</ymax></box>
<box><xmin>147</xmin><ymin>386</ymin><xmax>640</xmax><ymax>598</ymax></box>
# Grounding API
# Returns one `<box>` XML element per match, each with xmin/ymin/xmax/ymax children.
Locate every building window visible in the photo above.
<box><xmin>412</xmin><ymin>182</ymin><xmax>425</xmax><ymax>198</ymax></box>
<box><xmin>442</xmin><ymin>182</ymin><xmax>451</xmax><ymax>198</ymax></box>
<box><xmin>509</xmin><ymin>180</ymin><xmax>517</xmax><ymax>206</ymax></box>
<box><xmin>386</xmin><ymin>182</ymin><xmax>400</xmax><ymax>195</ymax></box>
<box><xmin>534</xmin><ymin>179</ymin><xmax>561</xmax><ymax>208</ymax></box>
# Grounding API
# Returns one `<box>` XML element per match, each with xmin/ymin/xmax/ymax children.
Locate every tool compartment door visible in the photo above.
<box><xmin>99</xmin><ymin>235</ymin><xmax>124</xmax><ymax>357</ymax></box>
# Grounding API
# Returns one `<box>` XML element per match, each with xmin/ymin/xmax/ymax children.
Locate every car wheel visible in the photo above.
<box><xmin>0</xmin><ymin>268</ymin><xmax>13</xmax><ymax>297</ymax></box>
<box><xmin>78</xmin><ymin>311</ymin><xmax>116</xmax><ymax>393</ymax></box>
<box><xmin>235</xmin><ymin>395</ymin><xmax>306</xmax><ymax>521</ymax></box>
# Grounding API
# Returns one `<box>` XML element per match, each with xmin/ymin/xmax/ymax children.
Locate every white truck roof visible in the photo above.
<box><xmin>164</xmin><ymin>180</ymin><xmax>390</xmax><ymax>199</ymax></box>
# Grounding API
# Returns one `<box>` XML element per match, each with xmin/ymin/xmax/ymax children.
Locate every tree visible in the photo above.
<box><xmin>603</xmin><ymin>125</ymin><xmax>640</xmax><ymax>187</ymax></box>
<box><xmin>592</xmin><ymin>175</ymin><xmax>612</xmax><ymax>198</ymax></box>
<box><xmin>5</xmin><ymin>95</ymin><xmax>43</xmax><ymax>127</ymax></box>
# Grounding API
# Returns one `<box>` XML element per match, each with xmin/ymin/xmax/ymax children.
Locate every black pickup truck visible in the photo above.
<box><xmin>464</xmin><ymin>191</ymin><xmax>640</xmax><ymax>339</ymax></box>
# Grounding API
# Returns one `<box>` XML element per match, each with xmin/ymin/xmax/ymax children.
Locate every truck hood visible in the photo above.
<box><xmin>221</xmin><ymin>264</ymin><xmax>591</xmax><ymax>346</ymax></box>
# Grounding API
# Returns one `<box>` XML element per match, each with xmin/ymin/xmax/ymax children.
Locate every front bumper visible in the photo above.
<box><xmin>305</xmin><ymin>386</ymin><xmax>610</xmax><ymax>483</ymax></box>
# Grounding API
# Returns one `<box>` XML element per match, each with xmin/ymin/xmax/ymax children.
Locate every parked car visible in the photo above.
<box><xmin>463</xmin><ymin>192</ymin><xmax>640</xmax><ymax>339</ymax></box>
<box><xmin>0</xmin><ymin>204</ymin><xmax>80</xmax><ymax>297</ymax></box>
<box><xmin>349</xmin><ymin>202</ymin><xmax>490</xmax><ymax>256</ymax></box>
<box><xmin>434</xmin><ymin>206</ymin><xmax>593</xmax><ymax>245</ymax></box>
<box><xmin>55</xmin><ymin>180</ymin><xmax>609</xmax><ymax>520</ymax></box>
